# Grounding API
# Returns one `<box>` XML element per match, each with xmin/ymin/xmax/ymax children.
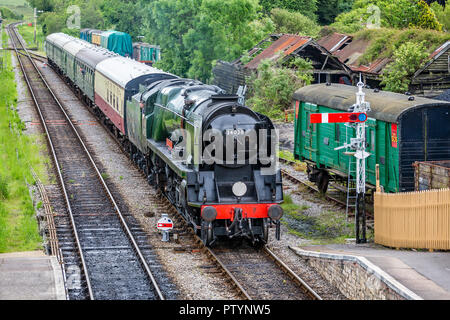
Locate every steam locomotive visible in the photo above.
<box><xmin>45</xmin><ymin>33</ymin><xmax>283</xmax><ymax>246</ymax></box>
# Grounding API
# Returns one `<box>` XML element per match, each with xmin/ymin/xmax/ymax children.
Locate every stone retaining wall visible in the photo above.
<box><xmin>290</xmin><ymin>247</ymin><xmax>422</xmax><ymax>300</ymax></box>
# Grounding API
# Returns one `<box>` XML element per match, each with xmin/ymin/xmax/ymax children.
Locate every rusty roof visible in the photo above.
<box><xmin>351</xmin><ymin>57</ymin><xmax>392</xmax><ymax>74</ymax></box>
<box><xmin>316</xmin><ymin>32</ymin><xmax>352</xmax><ymax>53</ymax></box>
<box><xmin>244</xmin><ymin>34</ymin><xmax>311</xmax><ymax>70</ymax></box>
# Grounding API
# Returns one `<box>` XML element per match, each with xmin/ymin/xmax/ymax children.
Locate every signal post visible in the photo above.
<box><xmin>310</xmin><ymin>80</ymin><xmax>370</xmax><ymax>243</ymax></box>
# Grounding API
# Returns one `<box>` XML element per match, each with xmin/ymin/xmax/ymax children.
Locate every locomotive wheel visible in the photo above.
<box><xmin>317</xmin><ymin>171</ymin><xmax>330</xmax><ymax>194</ymax></box>
<box><xmin>201</xmin><ymin>221</ymin><xmax>213</xmax><ymax>246</ymax></box>
<box><xmin>262</xmin><ymin>218</ymin><xmax>269</xmax><ymax>243</ymax></box>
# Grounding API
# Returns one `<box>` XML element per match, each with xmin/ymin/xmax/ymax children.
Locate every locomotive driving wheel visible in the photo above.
<box><xmin>201</xmin><ymin>221</ymin><xmax>214</xmax><ymax>246</ymax></box>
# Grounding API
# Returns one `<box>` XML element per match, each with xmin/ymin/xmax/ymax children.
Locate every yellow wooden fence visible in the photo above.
<box><xmin>374</xmin><ymin>188</ymin><xmax>450</xmax><ymax>250</ymax></box>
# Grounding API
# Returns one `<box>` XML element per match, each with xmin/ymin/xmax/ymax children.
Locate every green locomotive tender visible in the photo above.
<box><xmin>293</xmin><ymin>83</ymin><xmax>450</xmax><ymax>193</ymax></box>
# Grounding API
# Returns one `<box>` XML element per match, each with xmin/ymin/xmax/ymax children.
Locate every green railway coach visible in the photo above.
<box><xmin>293</xmin><ymin>83</ymin><xmax>450</xmax><ymax>193</ymax></box>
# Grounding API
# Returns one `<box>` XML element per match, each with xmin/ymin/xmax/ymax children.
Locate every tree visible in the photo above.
<box><xmin>144</xmin><ymin>0</ymin><xmax>201</xmax><ymax>77</ymax></box>
<box><xmin>101</xmin><ymin>0</ymin><xmax>142</xmax><ymax>39</ymax></box>
<box><xmin>259</xmin><ymin>0</ymin><xmax>318</xmax><ymax>20</ymax></box>
<box><xmin>183</xmin><ymin>0</ymin><xmax>265</xmax><ymax>81</ymax></box>
<box><xmin>270</xmin><ymin>8</ymin><xmax>320</xmax><ymax>37</ymax></box>
<box><xmin>331</xmin><ymin>0</ymin><xmax>443</xmax><ymax>32</ymax></box>
<box><xmin>380</xmin><ymin>41</ymin><xmax>428</xmax><ymax>93</ymax></box>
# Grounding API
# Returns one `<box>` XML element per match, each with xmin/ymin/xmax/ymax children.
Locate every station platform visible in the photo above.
<box><xmin>298</xmin><ymin>243</ymin><xmax>450</xmax><ymax>300</ymax></box>
<box><xmin>0</xmin><ymin>251</ymin><xmax>66</xmax><ymax>300</ymax></box>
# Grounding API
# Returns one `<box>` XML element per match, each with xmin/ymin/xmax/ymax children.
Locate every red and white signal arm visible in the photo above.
<box><xmin>310</xmin><ymin>112</ymin><xmax>367</xmax><ymax>124</ymax></box>
<box><xmin>157</xmin><ymin>215</ymin><xmax>174</xmax><ymax>231</ymax></box>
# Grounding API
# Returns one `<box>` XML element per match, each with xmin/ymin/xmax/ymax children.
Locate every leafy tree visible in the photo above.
<box><xmin>380</xmin><ymin>41</ymin><xmax>428</xmax><ymax>93</ymax></box>
<box><xmin>331</xmin><ymin>0</ymin><xmax>443</xmax><ymax>32</ymax></box>
<box><xmin>270</xmin><ymin>8</ymin><xmax>320</xmax><ymax>37</ymax></box>
<box><xmin>144</xmin><ymin>0</ymin><xmax>200</xmax><ymax>77</ymax></box>
<box><xmin>416</xmin><ymin>0</ymin><xmax>443</xmax><ymax>30</ymax></box>
<box><xmin>259</xmin><ymin>0</ymin><xmax>318</xmax><ymax>20</ymax></box>
<box><xmin>101</xmin><ymin>0</ymin><xmax>142</xmax><ymax>39</ymax></box>
<box><xmin>26</xmin><ymin>0</ymin><xmax>54</xmax><ymax>12</ymax></box>
<box><xmin>247</xmin><ymin>57</ymin><xmax>313</xmax><ymax>119</ymax></box>
<box><xmin>316</xmin><ymin>0</ymin><xmax>354</xmax><ymax>25</ymax></box>
<box><xmin>431</xmin><ymin>1</ymin><xmax>450</xmax><ymax>31</ymax></box>
<box><xmin>183</xmin><ymin>0</ymin><xmax>266</xmax><ymax>81</ymax></box>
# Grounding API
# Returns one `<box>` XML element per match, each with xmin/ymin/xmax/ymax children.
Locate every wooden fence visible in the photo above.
<box><xmin>374</xmin><ymin>188</ymin><xmax>450</xmax><ymax>250</ymax></box>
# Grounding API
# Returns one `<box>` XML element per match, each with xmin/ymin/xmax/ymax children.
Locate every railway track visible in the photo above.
<box><xmin>8</xmin><ymin>22</ymin><xmax>166</xmax><ymax>300</ymax></box>
<box><xmin>279</xmin><ymin>157</ymin><xmax>374</xmax><ymax>226</ymax></box>
<box><xmin>157</xmin><ymin>195</ymin><xmax>322</xmax><ymax>300</ymax></box>
<box><xmin>15</xmin><ymin>25</ymin><xmax>323</xmax><ymax>300</ymax></box>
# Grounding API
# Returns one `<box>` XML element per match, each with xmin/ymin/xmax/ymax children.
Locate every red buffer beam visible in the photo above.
<box><xmin>310</xmin><ymin>112</ymin><xmax>367</xmax><ymax>124</ymax></box>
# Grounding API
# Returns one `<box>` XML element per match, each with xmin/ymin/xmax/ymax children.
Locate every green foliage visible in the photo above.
<box><xmin>259</xmin><ymin>0</ymin><xmax>318</xmax><ymax>20</ymax></box>
<box><xmin>0</xmin><ymin>174</ymin><xmax>9</xmax><ymax>200</ymax></box>
<box><xmin>247</xmin><ymin>57</ymin><xmax>313</xmax><ymax>119</ymax></box>
<box><xmin>0</xmin><ymin>35</ymin><xmax>48</xmax><ymax>252</ymax></box>
<box><xmin>331</xmin><ymin>0</ymin><xmax>443</xmax><ymax>33</ymax></box>
<box><xmin>26</xmin><ymin>0</ymin><xmax>54</xmax><ymax>11</ymax></box>
<box><xmin>416</xmin><ymin>0</ymin><xmax>443</xmax><ymax>30</ymax></box>
<box><xmin>315</xmin><ymin>0</ymin><xmax>354</xmax><ymax>25</ymax></box>
<box><xmin>431</xmin><ymin>2</ymin><xmax>450</xmax><ymax>31</ymax></box>
<box><xmin>145</xmin><ymin>0</ymin><xmax>200</xmax><ymax>78</ymax></box>
<box><xmin>146</xmin><ymin>0</ymin><xmax>273</xmax><ymax>81</ymax></box>
<box><xmin>100</xmin><ymin>0</ymin><xmax>140</xmax><ymax>39</ymax></box>
<box><xmin>0</xmin><ymin>6</ymin><xmax>24</xmax><ymax>20</ymax></box>
<box><xmin>354</xmin><ymin>27</ymin><xmax>450</xmax><ymax>66</ymax></box>
<box><xmin>381</xmin><ymin>41</ymin><xmax>429</xmax><ymax>93</ymax></box>
<box><xmin>270</xmin><ymin>8</ymin><xmax>320</xmax><ymax>37</ymax></box>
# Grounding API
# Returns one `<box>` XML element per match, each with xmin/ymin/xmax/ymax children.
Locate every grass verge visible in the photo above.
<box><xmin>0</xmin><ymin>26</ymin><xmax>50</xmax><ymax>252</ymax></box>
<box><xmin>280</xmin><ymin>194</ymin><xmax>367</xmax><ymax>244</ymax></box>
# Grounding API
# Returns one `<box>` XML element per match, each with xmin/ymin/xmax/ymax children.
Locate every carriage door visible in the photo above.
<box><xmin>303</xmin><ymin>102</ymin><xmax>318</xmax><ymax>162</ymax></box>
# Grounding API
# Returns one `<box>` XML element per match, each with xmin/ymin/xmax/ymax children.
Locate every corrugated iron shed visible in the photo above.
<box><xmin>316</xmin><ymin>32</ymin><xmax>352</xmax><ymax>53</ymax></box>
<box><xmin>244</xmin><ymin>34</ymin><xmax>311</xmax><ymax>70</ymax></box>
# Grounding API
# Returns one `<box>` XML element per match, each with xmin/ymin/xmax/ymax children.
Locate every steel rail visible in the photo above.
<box><xmin>8</xmin><ymin>22</ymin><xmax>164</xmax><ymax>300</ymax></box>
<box><xmin>33</xmin><ymin>28</ymin><xmax>321</xmax><ymax>300</ymax></box>
<box><xmin>263</xmin><ymin>246</ymin><xmax>322</xmax><ymax>300</ymax></box>
<box><xmin>7</xmin><ymin>22</ymin><xmax>95</xmax><ymax>300</ymax></box>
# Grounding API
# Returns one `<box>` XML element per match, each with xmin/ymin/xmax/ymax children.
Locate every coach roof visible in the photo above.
<box><xmin>45</xmin><ymin>33</ymin><xmax>75</xmax><ymax>49</ymax></box>
<box><xmin>293</xmin><ymin>83</ymin><xmax>450</xmax><ymax>123</ymax></box>
<box><xmin>95</xmin><ymin>56</ymin><xmax>171</xmax><ymax>88</ymax></box>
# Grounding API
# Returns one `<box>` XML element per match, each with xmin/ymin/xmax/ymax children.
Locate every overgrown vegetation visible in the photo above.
<box><xmin>247</xmin><ymin>57</ymin><xmax>313</xmax><ymax>119</ymax></box>
<box><xmin>381</xmin><ymin>41</ymin><xmax>429</xmax><ymax>92</ymax></box>
<box><xmin>331</xmin><ymin>0</ymin><xmax>443</xmax><ymax>33</ymax></box>
<box><xmin>355</xmin><ymin>27</ymin><xmax>450</xmax><ymax>66</ymax></box>
<box><xmin>0</xmin><ymin>30</ymin><xmax>49</xmax><ymax>252</ymax></box>
<box><xmin>281</xmin><ymin>194</ymin><xmax>357</xmax><ymax>243</ymax></box>
<box><xmin>270</xmin><ymin>8</ymin><xmax>320</xmax><ymax>37</ymax></box>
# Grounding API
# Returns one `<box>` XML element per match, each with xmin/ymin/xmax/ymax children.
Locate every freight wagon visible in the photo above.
<box><xmin>293</xmin><ymin>83</ymin><xmax>450</xmax><ymax>193</ymax></box>
<box><xmin>132</xmin><ymin>42</ymin><xmax>161</xmax><ymax>65</ymax></box>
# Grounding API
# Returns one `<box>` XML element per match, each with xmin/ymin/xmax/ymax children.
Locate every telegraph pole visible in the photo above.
<box><xmin>0</xmin><ymin>10</ymin><xmax>3</xmax><ymax>50</ymax></box>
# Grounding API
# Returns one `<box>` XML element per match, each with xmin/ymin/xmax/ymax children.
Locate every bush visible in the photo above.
<box><xmin>247</xmin><ymin>57</ymin><xmax>313</xmax><ymax>119</ymax></box>
<box><xmin>270</xmin><ymin>8</ymin><xmax>320</xmax><ymax>37</ymax></box>
<box><xmin>380</xmin><ymin>41</ymin><xmax>428</xmax><ymax>93</ymax></box>
<box><xmin>331</xmin><ymin>0</ymin><xmax>443</xmax><ymax>33</ymax></box>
